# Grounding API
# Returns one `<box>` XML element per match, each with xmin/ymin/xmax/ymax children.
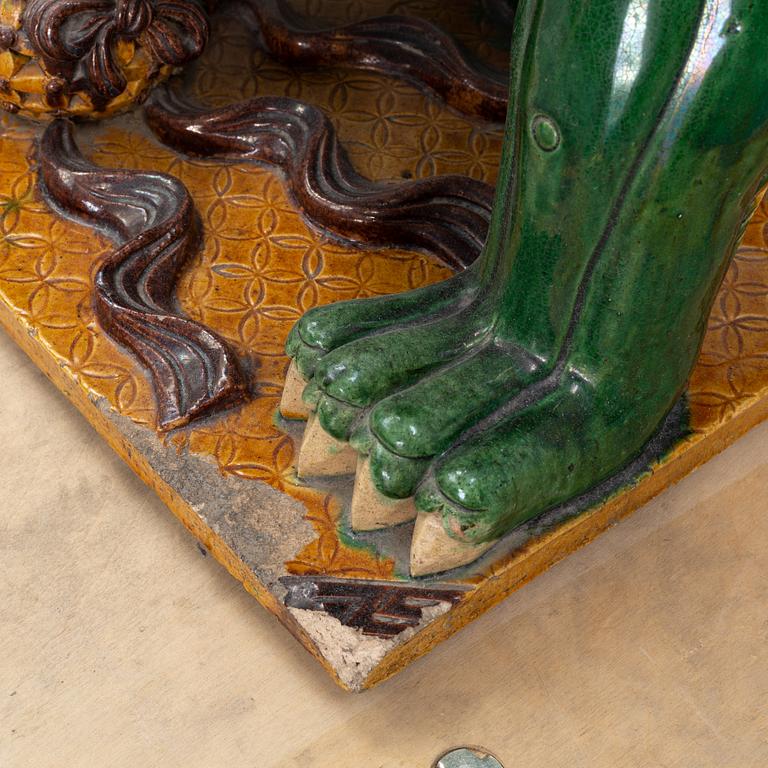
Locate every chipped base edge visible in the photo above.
<box><xmin>288</xmin><ymin>600</ymin><xmax>454</xmax><ymax>691</ymax></box>
<box><xmin>7</xmin><ymin>296</ymin><xmax>768</xmax><ymax>693</ymax></box>
<box><xmin>0</xmin><ymin>301</ymin><xmax>356</xmax><ymax>693</ymax></box>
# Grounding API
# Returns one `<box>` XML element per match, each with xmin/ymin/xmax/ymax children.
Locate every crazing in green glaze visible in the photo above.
<box><xmin>286</xmin><ymin>0</ymin><xmax>768</xmax><ymax>553</ymax></box>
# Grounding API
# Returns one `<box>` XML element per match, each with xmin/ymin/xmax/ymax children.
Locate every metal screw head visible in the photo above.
<box><xmin>434</xmin><ymin>747</ymin><xmax>504</xmax><ymax>768</ymax></box>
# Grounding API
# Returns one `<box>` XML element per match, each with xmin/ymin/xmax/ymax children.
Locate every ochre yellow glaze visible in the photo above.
<box><xmin>0</xmin><ymin>7</ymin><xmax>507</xmax><ymax>578</ymax></box>
<box><xmin>3</xmin><ymin>3</ymin><xmax>768</xmax><ymax>689</ymax></box>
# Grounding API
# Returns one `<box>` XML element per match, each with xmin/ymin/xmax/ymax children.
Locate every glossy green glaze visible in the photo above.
<box><xmin>287</xmin><ymin>0</ymin><xmax>768</xmax><ymax>546</ymax></box>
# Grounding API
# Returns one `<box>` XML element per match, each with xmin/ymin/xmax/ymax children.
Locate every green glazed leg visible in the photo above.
<box><xmin>285</xmin><ymin>0</ymin><xmax>768</xmax><ymax>573</ymax></box>
<box><xmin>286</xmin><ymin>266</ymin><xmax>478</xmax><ymax>379</ymax></box>
<box><xmin>290</xmin><ymin>0</ymin><xmax>700</xmax><ymax>467</ymax></box>
<box><xmin>418</xmin><ymin>0</ymin><xmax>768</xmax><ymax>550</ymax></box>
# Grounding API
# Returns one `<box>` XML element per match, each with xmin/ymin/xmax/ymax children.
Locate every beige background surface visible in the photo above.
<box><xmin>2</xmin><ymin>327</ymin><xmax>767</xmax><ymax>768</ymax></box>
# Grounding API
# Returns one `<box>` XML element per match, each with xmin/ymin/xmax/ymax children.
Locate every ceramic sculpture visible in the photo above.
<box><xmin>283</xmin><ymin>0</ymin><xmax>768</xmax><ymax>574</ymax></box>
<box><xmin>2</xmin><ymin>0</ymin><xmax>768</xmax><ymax>689</ymax></box>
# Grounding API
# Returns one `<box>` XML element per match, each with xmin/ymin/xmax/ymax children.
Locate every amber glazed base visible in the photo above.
<box><xmin>3</xmin><ymin>4</ymin><xmax>768</xmax><ymax>691</ymax></box>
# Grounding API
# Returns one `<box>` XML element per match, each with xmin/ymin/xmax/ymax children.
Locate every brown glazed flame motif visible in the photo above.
<box><xmin>38</xmin><ymin>120</ymin><xmax>247</xmax><ymax>430</ymax></box>
<box><xmin>244</xmin><ymin>0</ymin><xmax>509</xmax><ymax>122</ymax></box>
<box><xmin>23</xmin><ymin>0</ymin><xmax>208</xmax><ymax>108</ymax></box>
<box><xmin>281</xmin><ymin>576</ymin><xmax>467</xmax><ymax>638</ymax></box>
<box><xmin>145</xmin><ymin>90</ymin><xmax>495</xmax><ymax>269</ymax></box>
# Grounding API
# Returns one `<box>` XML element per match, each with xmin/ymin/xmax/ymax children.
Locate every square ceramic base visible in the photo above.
<box><xmin>2</xmin><ymin>3</ymin><xmax>768</xmax><ymax>691</ymax></box>
<box><xmin>3</xmin><ymin>280</ymin><xmax>768</xmax><ymax>691</ymax></box>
